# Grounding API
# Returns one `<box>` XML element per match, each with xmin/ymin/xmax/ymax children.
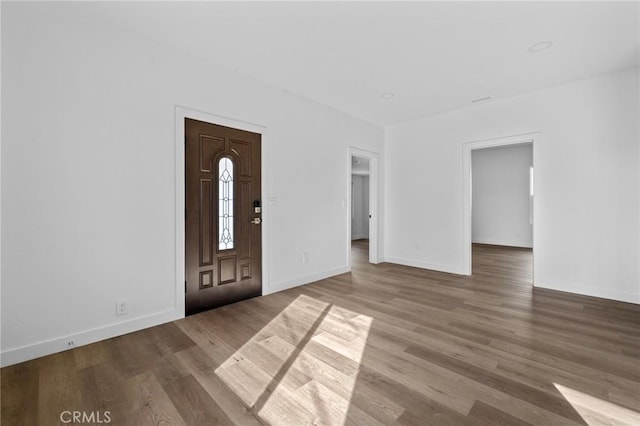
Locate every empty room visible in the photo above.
<box><xmin>1</xmin><ymin>2</ymin><xmax>639</xmax><ymax>426</ymax></box>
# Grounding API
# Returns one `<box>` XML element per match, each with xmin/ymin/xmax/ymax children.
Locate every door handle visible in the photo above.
<box><xmin>251</xmin><ymin>218</ymin><xmax>262</xmax><ymax>225</ymax></box>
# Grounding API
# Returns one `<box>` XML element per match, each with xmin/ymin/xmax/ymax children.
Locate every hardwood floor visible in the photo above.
<box><xmin>2</xmin><ymin>244</ymin><xmax>639</xmax><ymax>425</ymax></box>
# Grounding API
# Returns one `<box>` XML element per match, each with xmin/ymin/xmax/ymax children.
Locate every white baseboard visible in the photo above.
<box><xmin>265</xmin><ymin>266</ymin><xmax>351</xmax><ymax>295</ymax></box>
<box><xmin>2</xmin><ymin>265</ymin><xmax>353</xmax><ymax>367</ymax></box>
<box><xmin>384</xmin><ymin>256</ymin><xmax>463</xmax><ymax>275</ymax></box>
<box><xmin>472</xmin><ymin>238</ymin><xmax>532</xmax><ymax>248</ymax></box>
<box><xmin>535</xmin><ymin>281</ymin><xmax>640</xmax><ymax>305</ymax></box>
<box><xmin>351</xmin><ymin>235</ymin><xmax>368</xmax><ymax>240</ymax></box>
<box><xmin>1</xmin><ymin>309</ymin><xmax>178</xmax><ymax>367</ymax></box>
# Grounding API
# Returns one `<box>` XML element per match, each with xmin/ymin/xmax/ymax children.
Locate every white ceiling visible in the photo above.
<box><xmin>91</xmin><ymin>1</ymin><xmax>639</xmax><ymax>126</ymax></box>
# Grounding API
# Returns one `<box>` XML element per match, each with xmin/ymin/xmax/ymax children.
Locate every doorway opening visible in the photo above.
<box><xmin>351</xmin><ymin>156</ymin><xmax>370</xmax><ymax>264</ymax></box>
<box><xmin>472</xmin><ymin>143</ymin><xmax>533</xmax><ymax>285</ymax></box>
<box><xmin>462</xmin><ymin>133</ymin><xmax>540</xmax><ymax>285</ymax></box>
<box><xmin>347</xmin><ymin>148</ymin><xmax>379</xmax><ymax>268</ymax></box>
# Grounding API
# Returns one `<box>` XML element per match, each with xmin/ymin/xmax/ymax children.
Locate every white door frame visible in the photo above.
<box><xmin>347</xmin><ymin>147</ymin><xmax>380</xmax><ymax>266</ymax></box>
<box><xmin>175</xmin><ymin>106</ymin><xmax>270</xmax><ymax>319</ymax></box>
<box><xmin>462</xmin><ymin>132</ymin><xmax>541</xmax><ymax>280</ymax></box>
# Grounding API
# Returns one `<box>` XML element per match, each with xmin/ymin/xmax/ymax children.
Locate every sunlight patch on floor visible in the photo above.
<box><xmin>215</xmin><ymin>294</ymin><xmax>373</xmax><ymax>425</ymax></box>
<box><xmin>553</xmin><ymin>383</ymin><xmax>640</xmax><ymax>426</ymax></box>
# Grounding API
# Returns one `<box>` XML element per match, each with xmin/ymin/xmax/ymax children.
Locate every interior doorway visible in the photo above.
<box><xmin>462</xmin><ymin>133</ymin><xmax>540</xmax><ymax>284</ymax></box>
<box><xmin>351</xmin><ymin>156</ymin><xmax>370</xmax><ymax>263</ymax></box>
<box><xmin>347</xmin><ymin>147</ymin><xmax>379</xmax><ymax>267</ymax></box>
<box><xmin>471</xmin><ymin>143</ymin><xmax>533</xmax><ymax>284</ymax></box>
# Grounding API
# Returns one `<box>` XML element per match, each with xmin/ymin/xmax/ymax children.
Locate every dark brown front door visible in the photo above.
<box><xmin>185</xmin><ymin>118</ymin><xmax>262</xmax><ymax>315</ymax></box>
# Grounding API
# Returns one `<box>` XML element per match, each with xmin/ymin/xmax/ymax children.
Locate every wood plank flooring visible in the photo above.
<box><xmin>2</xmin><ymin>242</ymin><xmax>639</xmax><ymax>425</ymax></box>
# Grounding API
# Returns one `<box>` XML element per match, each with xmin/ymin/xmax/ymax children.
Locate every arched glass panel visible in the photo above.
<box><xmin>218</xmin><ymin>157</ymin><xmax>234</xmax><ymax>250</ymax></box>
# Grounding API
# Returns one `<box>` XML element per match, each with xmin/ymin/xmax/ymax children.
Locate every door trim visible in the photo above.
<box><xmin>347</xmin><ymin>147</ymin><xmax>380</xmax><ymax>266</ymax></box>
<box><xmin>175</xmin><ymin>106</ymin><xmax>269</xmax><ymax>319</ymax></box>
<box><xmin>462</xmin><ymin>132</ymin><xmax>541</xmax><ymax>281</ymax></box>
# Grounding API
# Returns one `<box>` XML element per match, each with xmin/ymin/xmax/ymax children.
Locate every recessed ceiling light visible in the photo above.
<box><xmin>380</xmin><ymin>93</ymin><xmax>395</xmax><ymax>99</ymax></box>
<box><xmin>528</xmin><ymin>40</ymin><xmax>553</xmax><ymax>53</ymax></box>
<box><xmin>472</xmin><ymin>96</ymin><xmax>492</xmax><ymax>104</ymax></box>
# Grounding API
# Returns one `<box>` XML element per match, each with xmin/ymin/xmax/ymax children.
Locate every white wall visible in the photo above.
<box><xmin>351</xmin><ymin>175</ymin><xmax>370</xmax><ymax>240</ymax></box>
<box><xmin>472</xmin><ymin>144</ymin><xmax>533</xmax><ymax>248</ymax></box>
<box><xmin>386</xmin><ymin>68</ymin><xmax>639</xmax><ymax>304</ymax></box>
<box><xmin>0</xmin><ymin>1</ymin><xmax>3</xmax><ymax>367</ymax></box>
<box><xmin>0</xmin><ymin>3</ymin><xmax>384</xmax><ymax>365</ymax></box>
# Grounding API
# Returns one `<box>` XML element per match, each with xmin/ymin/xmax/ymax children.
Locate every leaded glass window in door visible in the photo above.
<box><xmin>218</xmin><ymin>157</ymin><xmax>234</xmax><ymax>250</ymax></box>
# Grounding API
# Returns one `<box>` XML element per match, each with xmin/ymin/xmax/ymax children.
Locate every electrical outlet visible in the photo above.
<box><xmin>302</xmin><ymin>252</ymin><xmax>310</xmax><ymax>263</ymax></box>
<box><xmin>116</xmin><ymin>299</ymin><xmax>128</xmax><ymax>316</ymax></box>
